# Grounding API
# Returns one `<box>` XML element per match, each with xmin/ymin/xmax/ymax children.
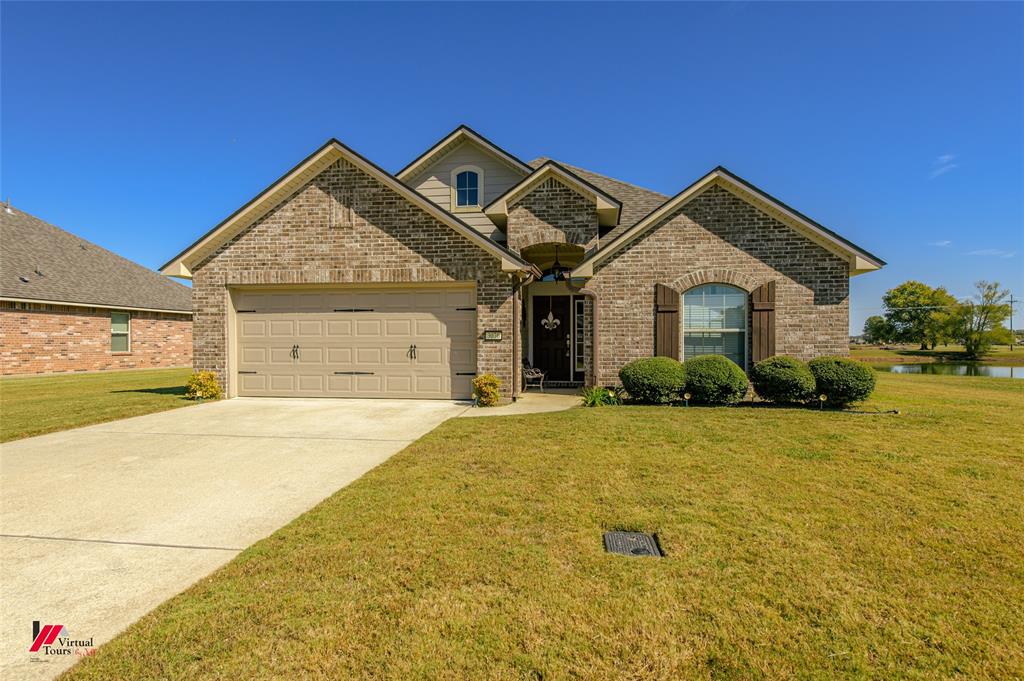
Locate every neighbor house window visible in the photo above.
<box><xmin>451</xmin><ymin>166</ymin><xmax>483</xmax><ymax>209</ymax></box>
<box><xmin>683</xmin><ymin>284</ymin><xmax>746</xmax><ymax>367</ymax></box>
<box><xmin>111</xmin><ymin>312</ymin><xmax>130</xmax><ymax>352</ymax></box>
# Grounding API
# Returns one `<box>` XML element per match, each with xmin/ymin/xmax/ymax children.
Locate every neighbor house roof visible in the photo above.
<box><xmin>160</xmin><ymin>138</ymin><xmax>536</xmax><ymax>278</ymax></box>
<box><xmin>571</xmin><ymin>166</ymin><xmax>886</xmax><ymax>278</ymax></box>
<box><xmin>0</xmin><ymin>206</ymin><xmax>192</xmax><ymax>313</ymax></box>
<box><xmin>484</xmin><ymin>161</ymin><xmax>623</xmax><ymax>229</ymax></box>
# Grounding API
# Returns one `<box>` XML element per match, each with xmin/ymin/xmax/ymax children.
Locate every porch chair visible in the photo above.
<box><xmin>522</xmin><ymin>361</ymin><xmax>546</xmax><ymax>393</ymax></box>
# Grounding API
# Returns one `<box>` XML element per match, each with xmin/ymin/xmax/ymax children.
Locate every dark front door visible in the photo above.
<box><xmin>532</xmin><ymin>295</ymin><xmax>571</xmax><ymax>381</ymax></box>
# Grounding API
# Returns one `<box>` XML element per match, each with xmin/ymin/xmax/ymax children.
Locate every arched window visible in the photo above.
<box><xmin>454</xmin><ymin>170</ymin><xmax>479</xmax><ymax>207</ymax></box>
<box><xmin>683</xmin><ymin>284</ymin><xmax>747</xmax><ymax>367</ymax></box>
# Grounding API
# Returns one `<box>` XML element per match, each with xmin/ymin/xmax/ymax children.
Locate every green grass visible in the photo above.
<box><xmin>851</xmin><ymin>343</ymin><xmax>1024</xmax><ymax>365</ymax></box>
<box><xmin>0</xmin><ymin>368</ymin><xmax>195</xmax><ymax>442</ymax></box>
<box><xmin>65</xmin><ymin>374</ymin><xmax>1023</xmax><ymax>679</ymax></box>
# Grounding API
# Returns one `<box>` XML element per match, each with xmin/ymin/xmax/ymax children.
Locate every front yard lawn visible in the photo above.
<box><xmin>66</xmin><ymin>373</ymin><xmax>1023</xmax><ymax>679</ymax></box>
<box><xmin>0</xmin><ymin>367</ymin><xmax>194</xmax><ymax>442</ymax></box>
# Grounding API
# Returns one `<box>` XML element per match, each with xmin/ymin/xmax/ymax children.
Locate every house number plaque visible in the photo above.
<box><xmin>483</xmin><ymin>330</ymin><xmax>503</xmax><ymax>342</ymax></box>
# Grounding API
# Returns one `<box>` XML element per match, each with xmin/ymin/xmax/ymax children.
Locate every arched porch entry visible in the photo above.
<box><xmin>521</xmin><ymin>243</ymin><xmax>589</xmax><ymax>387</ymax></box>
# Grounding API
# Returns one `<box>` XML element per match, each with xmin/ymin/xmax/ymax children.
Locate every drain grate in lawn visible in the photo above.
<box><xmin>603</xmin><ymin>531</ymin><xmax>663</xmax><ymax>557</ymax></box>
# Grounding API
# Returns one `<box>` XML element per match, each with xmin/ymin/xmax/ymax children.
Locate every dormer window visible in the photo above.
<box><xmin>451</xmin><ymin>165</ymin><xmax>483</xmax><ymax>211</ymax></box>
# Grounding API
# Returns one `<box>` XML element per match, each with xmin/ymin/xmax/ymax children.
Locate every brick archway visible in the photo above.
<box><xmin>670</xmin><ymin>268</ymin><xmax>762</xmax><ymax>294</ymax></box>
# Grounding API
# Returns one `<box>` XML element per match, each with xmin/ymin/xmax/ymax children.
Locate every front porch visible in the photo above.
<box><xmin>519</xmin><ymin>243</ymin><xmax>593</xmax><ymax>392</ymax></box>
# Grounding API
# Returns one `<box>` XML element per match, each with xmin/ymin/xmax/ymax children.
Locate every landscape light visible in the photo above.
<box><xmin>683</xmin><ymin>392</ymin><xmax>691</xmax><ymax>407</ymax></box>
<box><xmin>818</xmin><ymin>394</ymin><xmax>827</xmax><ymax>410</ymax></box>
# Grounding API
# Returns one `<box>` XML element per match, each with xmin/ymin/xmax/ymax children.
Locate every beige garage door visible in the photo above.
<box><xmin>234</xmin><ymin>286</ymin><xmax>476</xmax><ymax>399</ymax></box>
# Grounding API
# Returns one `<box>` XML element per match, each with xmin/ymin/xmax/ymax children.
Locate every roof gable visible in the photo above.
<box><xmin>396</xmin><ymin>125</ymin><xmax>534</xmax><ymax>183</ymax></box>
<box><xmin>161</xmin><ymin>138</ymin><xmax>535</xmax><ymax>278</ymax></box>
<box><xmin>572</xmin><ymin>166</ymin><xmax>885</xmax><ymax>278</ymax></box>
<box><xmin>484</xmin><ymin>161</ymin><xmax>622</xmax><ymax>229</ymax></box>
<box><xmin>1</xmin><ymin>207</ymin><xmax>192</xmax><ymax>312</ymax></box>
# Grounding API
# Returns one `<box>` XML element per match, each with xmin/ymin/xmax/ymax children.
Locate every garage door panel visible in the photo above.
<box><xmin>415</xmin><ymin>319</ymin><xmax>443</xmax><ymax>337</ymax></box>
<box><xmin>240</xmin><ymin>319</ymin><xmax>267</xmax><ymax>338</ymax></box>
<box><xmin>384</xmin><ymin>347</ymin><xmax>411</xmax><ymax>364</ymax></box>
<box><xmin>385</xmin><ymin>375</ymin><xmax>413</xmax><ymax>393</ymax></box>
<box><xmin>415</xmin><ymin>347</ymin><xmax>444</xmax><ymax>366</ymax></box>
<box><xmin>298</xmin><ymin>374</ymin><xmax>325</xmax><ymax>392</ymax></box>
<box><xmin>451</xmin><ymin>347</ymin><xmax>474</xmax><ymax>367</ymax></box>
<box><xmin>269</xmin><ymin>374</ymin><xmax>296</xmax><ymax>391</ymax></box>
<box><xmin>355</xmin><ymin>374</ymin><xmax>383</xmax><ymax>393</ymax></box>
<box><xmin>236</xmin><ymin>286</ymin><xmax>475</xmax><ymax>399</ymax></box>
<box><xmin>446</xmin><ymin>289</ymin><xmax>475</xmax><ymax>308</ymax></box>
<box><xmin>355</xmin><ymin>347</ymin><xmax>382</xmax><ymax>365</ymax></box>
<box><xmin>297</xmin><ymin>319</ymin><xmax>324</xmax><ymax>337</ymax></box>
<box><xmin>445</xmin><ymin>318</ymin><xmax>475</xmax><ymax>337</ymax></box>
<box><xmin>326</xmin><ymin>347</ymin><xmax>353</xmax><ymax>364</ymax></box>
<box><xmin>269</xmin><ymin>320</ymin><xmax>295</xmax><ymax>336</ymax></box>
<box><xmin>413</xmin><ymin>291</ymin><xmax>442</xmax><ymax>308</ymax></box>
<box><xmin>241</xmin><ymin>347</ymin><xmax>267</xmax><ymax>364</ymax></box>
<box><xmin>326</xmin><ymin>375</ymin><xmax>352</xmax><ymax>393</ymax></box>
<box><xmin>326</xmin><ymin>320</ymin><xmax>353</xmax><ymax>337</ymax></box>
<box><xmin>355</xmin><ymin>319</ymin><xmax>382</xmax><ymax>336</ymax></box>
<box><xmin>239</xmin><ymin>373</ymin><xmax>267</xmax><ymax>392</ymax></box>
<box><xmin>414</xmin><ymin>375</ymin><xmax>443</xmax><ymax>394</ymax></box>
<box><xmin>385</xmin><ymin>319</ymin><xmax>413</xmax><ymax>336</ymax></box>
<box><xmin>269</xmin><ymin>347</ymin><xmax>295</xmax><ymax>364</ymax></box>
<box><xmin>297</xmin><ymin>347</ymin><xmax>323</xmax><ymax>364</ymax></box>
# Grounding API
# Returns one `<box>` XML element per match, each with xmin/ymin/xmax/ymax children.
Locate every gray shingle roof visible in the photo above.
<box><xmin>528</xmin><ymin>158</ymin><xmax>669</xmax><ymax>244</ymax></box>
<box><xmin>0</xmin><ymin>206</ymin><xmax>192</xmax><ymax>312</ymax></box>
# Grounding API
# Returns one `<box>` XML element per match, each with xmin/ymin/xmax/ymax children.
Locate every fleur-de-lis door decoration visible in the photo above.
<box><xmin>541</xmin><ymin>297</ymin><xmax>561</xmax><ymax>331</ymax></box>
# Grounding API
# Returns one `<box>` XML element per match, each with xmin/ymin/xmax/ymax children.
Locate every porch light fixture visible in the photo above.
<box><xmin>549</xmin><ymin>245</ymin><xmax>570</xmax><ymax>282</ymax></box>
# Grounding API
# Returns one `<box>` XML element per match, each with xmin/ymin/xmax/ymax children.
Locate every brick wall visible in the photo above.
<box><xmin>191</xmin><ymin>157</ymin><xmax>515</xmax><ymax>396</ymax></box>
<box><xmin>589</xmin><ymin>183</ymin><xmax>849</xmax><ymax>385</ymax></box>
<box><xmin>507</xmin><ymin>178</ymin><xmax>599</xmax><ymax>253</ymax></box>
<box><xmin>0</xmin><ymin>301</ymin><xmax>192</xmax><ymax>375</ymax></box>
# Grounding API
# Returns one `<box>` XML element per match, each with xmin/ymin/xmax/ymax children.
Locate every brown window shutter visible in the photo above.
<box><xmin>750</xmin><ymin>281</ymin><xmax>776</xmax><ymax>364</ymax></box>
<box><xmin>655</xmin><ymin>284</ymin><xmax>679</xmax><ymax>358</ymax></box>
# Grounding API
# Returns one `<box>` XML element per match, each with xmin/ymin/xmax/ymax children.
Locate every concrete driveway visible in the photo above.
<box><xmin>0</xmin><ymin>397</ymin><xmax>469</xmax><ymax>680</ymax></box>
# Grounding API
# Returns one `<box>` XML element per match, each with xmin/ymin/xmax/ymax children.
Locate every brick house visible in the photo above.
<box><xmin>1</xmin><ymin>206</ymin><xmax>192</xmax><ymax>375</ymax></box>
<box><xmin>160</xmin><ymin>126</ymin><xmax>883</xmax><ymax>400</ymax></box>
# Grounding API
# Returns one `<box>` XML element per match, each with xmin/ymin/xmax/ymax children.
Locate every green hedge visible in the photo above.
<box><xmin>618</xmin><ymin>357</ymin><xmax>686</xmax><ymax>404</ymax></box>
<box><xmin>807</xmin><ymin>356</ymin><xmax>876</xmax><ymax>407</ymax></box>
<box><xmin>684</xmin><ymin>355</ymin><xmax>748</xmax><ymax>405</ymax></box>
<box><xmin>750</xmin><ymin>356</ymin><xmax>815</xmax><ymax>404</ymax></box>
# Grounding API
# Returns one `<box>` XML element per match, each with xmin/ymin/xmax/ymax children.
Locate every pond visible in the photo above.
<box><xmin>875</xmin><ymin>364</ymin><xmax>1024</xmax><ymax>379</ymax></box>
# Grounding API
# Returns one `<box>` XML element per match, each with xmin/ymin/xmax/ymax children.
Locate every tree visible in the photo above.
<box><xmin>882</xmin><ymin>281</ymin><xmax>938</xmax><ymax>349</ymax></box>
<box><xmin>924</xmin><ymin>287</ymin><xmax>959</xmax><ymax>349</ymax></box>
<box><xmin>862</xmin><ymin>315</ymin><xmax>893</xmax><ymax>344</ymax></box>
<box><xmin>951</xmin><ymin>281</ymin><xmax>1012</xmax><ymax>359</ymax></box>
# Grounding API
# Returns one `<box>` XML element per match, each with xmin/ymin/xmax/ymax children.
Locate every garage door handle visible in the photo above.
<box><xmin>334</xmin><ymin>371</ymin><xmax>375</xmax><ymax>375</ymax></box>
<box><xmin>238</xmin><ymin>371</ymin><xmax>257</xmax><ymax>375</ymax></box>
<box><xmin>456</xmin><ymin>372</ymin><xmax>476</xmax><ymax>376</ymax></box>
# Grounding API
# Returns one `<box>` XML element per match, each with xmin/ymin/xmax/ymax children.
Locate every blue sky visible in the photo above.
<box><xmin>2</xmin><ymin>2</ymin><xmax>1022</xmax><ymax>333</ymax></box>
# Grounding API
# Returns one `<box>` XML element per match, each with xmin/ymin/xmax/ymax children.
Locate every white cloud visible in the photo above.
<box><xmin>966</xmin><ymin>248</ymin><xmax>1016</xmax><ymax>258</ymax></box>
<box><xmin>929</xmin><ymin>153</ymin><xmax>958</xmax><ymax>179</ymax></box>
<box><xmin>929</xmin><ymin>240</ymin><xmax>952</xmax><ymax>247</ymax></box>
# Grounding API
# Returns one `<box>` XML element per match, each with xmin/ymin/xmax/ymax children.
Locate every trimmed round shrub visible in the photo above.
<box><xmin>618</xmin><ymin>357</ymin><xmax>686</xmax><ymax>404</ymax></box>
<box><xmin>750</xmin><ymin>355</ymin><xmax>815</xmax><ymax>404</ymax></box>
<box><xmin>683</xmin><ymin>355</ymin><xmax>749</xmax><ymax>405</ymax></box>
<box><xmin>472</xmin><ymin>373</ymin><xmax>503</xmax><ymax>407</ymax></box>
<box><xmin>807</xmin><ymin>356</ymin><xmax>876</xmax><ymax>407</ymax></box>
<box><xmin>185</xmin><ymin>371</ymin><xmax>222</xmax><ymax>400</ymax></box>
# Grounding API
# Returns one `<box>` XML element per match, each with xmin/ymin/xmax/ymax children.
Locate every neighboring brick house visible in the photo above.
<box><xmin>1</xmin><ymin>206</ymin><xmax>192</xmax><ymax>375</ymax></box>
<box><xmin>161</xmin><ymin>125</ymin><xmax>883</xmax><ymax>400</ymax></box>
